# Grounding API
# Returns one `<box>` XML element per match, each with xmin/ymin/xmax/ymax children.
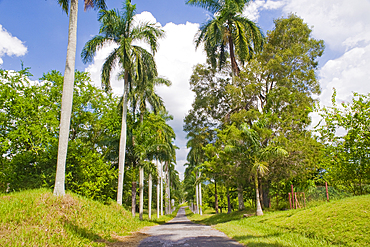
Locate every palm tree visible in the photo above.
<box><xmin>241</xmin><ymin>121</ymin><xmax>288</xmax><ymax>216</ymax></box>
<box><xmin>54</xmin><ymin>0</ymin><xmax>106</xmax><ymax>197</ymax></box>
<box><xmin>81</xmin><ymin>0</ymin><xmax>164</xmax><ymax>205</ymax></box>
<box><xmin>186</xmin><ymin>0</ymin><xmax>264</xmax><ymax>77</ymax></box>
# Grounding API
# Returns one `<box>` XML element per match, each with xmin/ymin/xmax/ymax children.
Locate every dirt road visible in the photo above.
<box><xmin>138</xmin><ymin>207</ymin><xmax>243</xmax><ymax>247</ymax></box>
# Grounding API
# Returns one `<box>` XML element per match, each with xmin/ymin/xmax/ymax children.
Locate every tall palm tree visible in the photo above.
<box><xmin>54</xmin><ymin>0</ymin><xmax>106</xmax><ymax>197</ymax></box>
<box><xmin>186</xmin><ymin>0</ymin><xmax>264</xmax><ymax>77</ymax></box>
<box><xmin>81</xmin><ymin>0</ymin><xmax>164</xmax><ymax>204</ymax></box>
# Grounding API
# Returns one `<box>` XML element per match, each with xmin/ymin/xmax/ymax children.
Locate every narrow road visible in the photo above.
<box><xmin>138</xmin><ymin>207</ymin><xmax>243</xmax><ymax>247</ymax></box>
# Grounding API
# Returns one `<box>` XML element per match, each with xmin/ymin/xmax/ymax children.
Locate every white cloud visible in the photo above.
<box><xmin>319</xmin><ymin>44</ymin><xmax>370</xmax><ymax>106</ymax></box>
<box><xmin>282</xmin><ymin>0</ymin><xmax>370</xmax><ymax>52</ymax></box>
<box><xmin>273</xmin><ymin>0</ymin><xmax>370</xmax><ymax>131</ymax></box>
<box><xmin>85</xmin><ymin>13</ymin><xmax>206</xmax><ymax>175</ymax></box>
<box><xmin>243</xmin><ymin>0</ymin><xmax>284</xmax><ymax>21</ymax></box>
<box><xmin>0</xmin><ymin>24</ymin><xmax>27</xmax><ymax>65</ymax></box>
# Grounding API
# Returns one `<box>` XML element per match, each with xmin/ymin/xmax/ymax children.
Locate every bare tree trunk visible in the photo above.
<box><xmin>237</xmin><ymin>183</ymin><xmax>245</xmax><ymax>210</ymax></box>
<box><xmin>131</xmin><ymin>180</ymin><xmax>137</xmax><ymax>217</ymax></box>
<box><xmin>54</xmin><ymin>0</ymin><xmax>78</xmax><ymax>197</ymax></box>
<box><xmin>160</xmin><ymin>161</ymin><xmax>163</xmax><ymax>216</ymax></box>
<box><xmin>139</xmin><ymin>167</ymin><xmax>144</xmax><ymax>220</ymax></box>
<box><xmin>149</xmin><ymin>172</ymin><xmax>152</xmax><ymax>220</ymax></box>
<box><xmin>199</xmin><ymin>182</ymin><xmax>202</xmax><ymax>215</ymax></box>
<box><xmin>117</xmin><ymin>71</ymin><xmax>129</xmax><ymax>205</ymax></box>
<box><xmin>255</xmin><ymin>174</ymin><xmax>263</xmax><ymax>216</ymax></box>
<box><xmin>215</xmin><ymin>179</ymin><xmax>219</xmax><ymax>214</ymax></box>
<box><xmin>156</xmin><ymin>160</ymin><xmax>160</xmax><ymax>218</ymax></box>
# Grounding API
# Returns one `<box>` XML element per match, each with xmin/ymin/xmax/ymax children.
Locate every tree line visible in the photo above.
<box><xmin>183</xmin><ymin>0</ymin><xmax>369</xmax><ymax>216</ymax></box>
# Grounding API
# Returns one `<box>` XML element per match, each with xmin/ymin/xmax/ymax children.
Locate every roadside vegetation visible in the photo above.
<box><xmin>186</xmin><ymin>195</ymin><xmax>370</xmax><ymax>246</ymax></box>
<box><xmin>0</xmin><ymin>189</ymin><xmax>177</xmax><ymax>247</ymax></box>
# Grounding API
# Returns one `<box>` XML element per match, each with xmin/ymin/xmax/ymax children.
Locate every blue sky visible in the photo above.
<box><xmin>1</xmin><ymin>0</ymin><xmax>370</xmax><ymax>179</ymax></box>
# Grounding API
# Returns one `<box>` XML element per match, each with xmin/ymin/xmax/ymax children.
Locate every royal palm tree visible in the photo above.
<box><xmin>54</xmin><ymin>0</ymin><xmax>106</xmax><ymax>197</ymax></box>
<box><xmin>186</xmin><ymin>0</ymin><xmax>264</xmax><ymax>77</ymax></box>
<box><xmin>130</xmin><ymin>77</ymin><xmax>170</xmax><ymax>219</ymax></box>
<box><xmin>81</xmin><ymin>0</ymin><xmax>164</xmax><ymax>205</ymax></box>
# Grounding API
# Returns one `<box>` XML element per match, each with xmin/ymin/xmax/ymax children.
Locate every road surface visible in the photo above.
<box><xmin>138</xmin><ymin>207</ymin><xmax>243</xmax><ymax>247</ymax></box>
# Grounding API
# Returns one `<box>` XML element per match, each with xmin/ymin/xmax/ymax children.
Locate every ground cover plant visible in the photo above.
<box><xmin>0</xmin><ymin>189</ymin><xmax>177</xmax><ymax>247</ymax></box>
<box><xmin>186</xmin><ymin>194</ymin><xmax>370</xmax><ymax>246</ymax></box>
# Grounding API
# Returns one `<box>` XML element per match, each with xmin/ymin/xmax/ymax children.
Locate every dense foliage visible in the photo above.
<box><xmin>0</xmin><ymin>69</ymin><xmax>180</xmax><ymax>209</ymax></box>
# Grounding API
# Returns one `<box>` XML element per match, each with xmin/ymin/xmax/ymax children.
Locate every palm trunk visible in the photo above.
<box><xmin>117</xmin><ymin>71</ymin><xmax>129</xmax><ymax>204</ymax></box>
<box><xmin>227</xmin><ymin>24</ymin><xmax>240</xmax><ymax>77</ymax></box>
<box><xmin>237</xmin><ymin>183</ymin><xmax>245</xmax><ymax>210</ymax></box>
<box><xmin>195</xmin><ymin>180</ymin><xmax>199</xmax><ymax>214</ymax></box>
<box><xmin>54</xmin><ymin>0</ymin><xmax>78</xmax><ymax>197</ymax></box>
<box><xmin>215</xmin><ymin>179</ymin><xmax>219</xmax><ymax>214</ymax></box>
<box><xmin>255</xmin><ymin>173</ymin><xmax>263</xmax><ymax>216</ymax></box>
<box><xmin>132</xmin><ymin>180</ymin><xmax>137</xmax><ymax>217</ymax></box>
<box><xmin>157</xmin><ymin>160</ymin><xmax>160</xmax><ymax>218</ymax></box>
<box><xmin>139</xmin><ymin>166</ymin><xmax>144</xmax><ymax>220</ymax></box>
<box><xmin>165</xmin><ymin>161</ymin><xmax>170</xmax><ymax>214</ymax></box>
<box><xmin>148</xmin><ymin>172</ymin><xmax>152</xmax><ymax>220</ymax></box>
<box><xmin>199</xmin><ymin>181</ymin><xmax>202</xmax><ymax>215</ymax></box>
<box><xmin>168</xmin><ymin>163</ymin><xmax>171</xmax><ymax>214</ymax></box>
<box><xmin>160</xmin><ymin>161</ymin><xmax>163</xmax><ymax>216</ymax></box>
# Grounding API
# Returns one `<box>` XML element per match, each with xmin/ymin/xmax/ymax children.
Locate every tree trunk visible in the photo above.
<box><xmin>149</xmin><ymin>172</ymin><xmax>152</xmax><ymax>220</ymax></box>
<box><xmin>195</xmin><ymin>180</ymin><xmax>199</xmax><ymax>214</ymax></box>
<box><xmin>131</xmin><ymin>180</ymin><xmax>137</xmax><ymax>217</ymax></box>
<box><xmin>227</xmin><ymin>24</ymin><xmax>240</xmax><ymax>77</ymax></box>
<box><xmin>237</xmin><ymin>183</ymin><xmax>245</xmax><ymax>210</ymax></box>
<box><xmin>117</xmin><ymin>71</ymin><xmax>129</xmax><ymax>204</ymax></box>
<box><xmin>262</xmin><ymin>180</ymin><xmax>270</xmax><ymax>208</ymax></box>
<box><xmin>160</xmin><ymin>161</ymin><xmax>163</xmax><ymax>216</ymax></box>
<box><xmin>139</xmin><ymin>167</ymin><xmax>144</xmax><ymax>220</ymax></box>
<box><xmin>54</xmin><ymin>0</ymin><xmax>78</xmax><ymax>197</ymax></box>
<box><xmin>168</xmin><ymin>162</ymin><xmax>171</xmax><ymax>214</ymax></box>
<box><xmin>215</xmin><ymin>179</ymin><xmax>219</xmax><ymax>214</ymax></box>
<box><xmin>199</xmin><ymin>181</ymin><xmax>202</xmax><ymax>215</ymax></box>
<box><xmin>227</xmin><ymin>187</ymin><xmax>231</xmax><ymax>214</ymax></box>
<box><xmin>156</xmin><ymin>160</ymin><xmax>160</xmax><ymax>218</ymax></box>
<box><xmin>165</xmin><ymin>161</ymin><xmax>170</xmax><ymax>214</ymax></box>
<box><xmin>255</xmin><ymin>174</ymin><xmax>263</xmax><ymax>216</ymax></box>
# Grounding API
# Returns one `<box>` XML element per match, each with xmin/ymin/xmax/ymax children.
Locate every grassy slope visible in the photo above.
<box><xmin>187</xmin><ymin>195</ymin><xmax>370</xmax><ymax>247</ymax></box>
<box><xmin>0</xmin><ymin>189</ymin><xmax>176</xmax><ymax>247</ymax></box>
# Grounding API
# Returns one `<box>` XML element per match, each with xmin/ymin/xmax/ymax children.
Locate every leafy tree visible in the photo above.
<box><xmin>0</xmin><ymin>69</ymin><xmax>120</xmax><ymax>201</ymax></box>
<box><xmin>81</xmin><ymin>0</ymin><xmax>164</xmax><ymax>204</ymax></box>
<box><xmin>186</xmin><ymin>0</ymin><xmax>264</xmax><ymax>76</ymax></box>
<box><xmin>54</xmin><ymin>0</ymin><xmax>107</xmax><ymax>197</ymax></box>
<box><xmin>316</xmin><ymin>91</ymin><xmax>370</xmax><ymax>195</ymax></box>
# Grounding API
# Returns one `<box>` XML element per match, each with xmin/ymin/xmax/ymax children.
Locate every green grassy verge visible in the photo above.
<box><xmin>186</xmin><ymin>195</ymin><xmax>370</xmax><ymax>246</ymax></box>
<box><xmin>0</xmin><ymin>189</ymin><xmax>177</xmax><ymax>246</ymax></box>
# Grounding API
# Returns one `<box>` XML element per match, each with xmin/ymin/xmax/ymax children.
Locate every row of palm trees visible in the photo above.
<box><xmin>53</xmin><ymin>0</ymin><xmax>264</xmax><ymax>217</ymax></box>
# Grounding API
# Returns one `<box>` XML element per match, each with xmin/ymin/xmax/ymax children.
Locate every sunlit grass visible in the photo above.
<box><xmin>186</xmin><ymin>195</ymin><xmax>370</xmax><ymax>246</ymax></box>
<box><xmin>0</xmin><ymin>189</ymin><xmax>177</xmax><ymax>246</ymax></box>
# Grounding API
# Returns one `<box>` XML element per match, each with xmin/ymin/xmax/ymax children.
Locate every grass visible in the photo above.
<box><xmin>186</xmin><ymin>195</ymin><xmax>370</xmax><ymax>246</ymax></box>
<box><xmin>0</xmin><ymin>189</ymin><xmax>177</xmax><ymax>246</ymax></box>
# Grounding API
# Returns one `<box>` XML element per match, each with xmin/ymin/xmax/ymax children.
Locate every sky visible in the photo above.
<box><xmin>1</xmin><ymin>0</ymin><xmax>370</xmax><ymax>179</ymax></box>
